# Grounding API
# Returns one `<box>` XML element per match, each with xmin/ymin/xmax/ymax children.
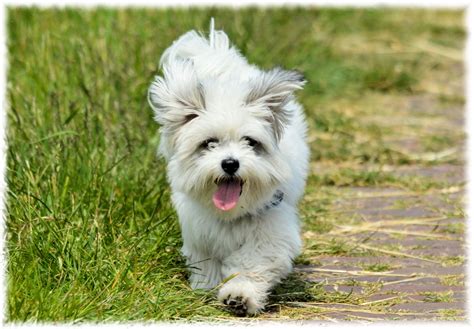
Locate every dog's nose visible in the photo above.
<box><xmin>221</xmin><ymin>158</ymin><xmax>239</xmax><ymax>175</ymax></box>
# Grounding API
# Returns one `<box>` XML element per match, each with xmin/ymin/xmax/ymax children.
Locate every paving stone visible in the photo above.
<box><xmin>380</xmin><ymin>283</ymin><xmax>464</xmax><ymax>294</ymax></box>
<box><xmin>352</xmin><ymin>207</ymin><xmax>438</xmax><ymax>220</ymax></box>
<box><xmin>395</xmin><ymin>164</ymin><xmax>465</xmax><ymax>185</ymax></box>
<box><xmin>390</xmin><ymin>265</ymin><xmax>465</xmax><ymax>276</ymax></box>
<box><xmin>389</xmin><ymin>301</ymin><xmax>465</xmax><ymax>312</ymax></box>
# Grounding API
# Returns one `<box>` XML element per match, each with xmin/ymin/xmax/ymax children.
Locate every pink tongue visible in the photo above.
<box><xmin>212</xmin><ymin>180</ymin><xmax>242</xmax><ymax>211</ymax></box>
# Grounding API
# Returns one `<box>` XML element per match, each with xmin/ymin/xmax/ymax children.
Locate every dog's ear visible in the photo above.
<box><xmin>246</xmin><ymin>67</ymin><xmax>305</xmax><ymax>140</ymax></box>
<box><xmin>148</xmin><ymin>60</ymin><xmax>205</xmax><ymax>134</ymax></box>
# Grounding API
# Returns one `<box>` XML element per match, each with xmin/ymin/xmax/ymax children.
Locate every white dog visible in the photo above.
<box><xmin>148</xmin><ymin>20</ymin><xmax>309</xmax><ymax>316</ymax></box>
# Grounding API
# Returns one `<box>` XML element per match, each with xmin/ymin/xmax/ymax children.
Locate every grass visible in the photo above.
<box><xmin>440</xmin><ymin>275</ymin><xmax>464</xmax><ymax>287</ymax></box>
<box><xmin>437</xmin><ymin>309</ymin><xmax>464</xmax><ymax>320</ymax></box>
<box><xmin>440</xmin><ymin>256</ymin><xmax>465</xmax><ymax>267</ymax></box>
<box><xmin>421</xmin><ymin>291</ymin><xmax>454</xmax><ymax>303</ymax></box>
<box><xmin>362</xmin><ymin>263</ymin><xmax>394</xmax><ymax>272</ymax></box>
<box><xmin>6</xmin><ymin>6</ymin><xmax>465</xmax><ymax>322</ymax></box>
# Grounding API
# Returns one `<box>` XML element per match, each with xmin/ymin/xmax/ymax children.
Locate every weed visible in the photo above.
<box><xmin>362</xmin><ymin>263</ymin><xmax>393</xmax><ymax>272</ymax></box>
<box><xmin>440</xmin><ymin>275</ymin><xmax>464</xmax><ymax>287</ymax></box>
<box><xmin>421</xmin><ymin>291</ymin><xmax>454</xmax><ymax>303</ymax></box>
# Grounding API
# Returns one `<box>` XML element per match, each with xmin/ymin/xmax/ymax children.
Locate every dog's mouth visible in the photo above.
<box><xmin>212</xmin><ymin>177</ymin><xmax>244</xmax><ymax>211</ymax></box>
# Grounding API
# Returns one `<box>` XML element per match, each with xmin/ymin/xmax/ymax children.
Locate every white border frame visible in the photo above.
<box><xmin>0</xmin><ymin>1</ymin><xmax>472</xmax><ymax>328</ymax></box>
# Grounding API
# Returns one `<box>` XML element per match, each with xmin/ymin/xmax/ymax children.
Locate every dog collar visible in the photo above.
<box><xmin>233</xmin><ymin>189</ymin><xmax>284</xmax><ymax>221</ymax></box>
<box><xmin>262</xmin><ymin>189</ymin><xmax>284</xmax><ymax>211</ymax></box>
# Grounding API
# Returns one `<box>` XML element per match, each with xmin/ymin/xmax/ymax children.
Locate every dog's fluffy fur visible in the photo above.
<box><xmin>148</xmin><ymin>22</ymin><xmax>309</xmax><ymax>315</ymax></box>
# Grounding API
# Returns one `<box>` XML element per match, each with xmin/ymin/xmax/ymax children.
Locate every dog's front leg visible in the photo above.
<box><xmin>182</xmin><ymin>247</ymin><xmax>223</xmax><ymax>290</ymax></box>
<box><xmin>217</xmin><ymin>210</ymin><xmax>301</xmax><ymax>315</ymax></box>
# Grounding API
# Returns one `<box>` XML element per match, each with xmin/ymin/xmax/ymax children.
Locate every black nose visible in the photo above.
<box><xmin>221</xmin><ymin>158</ymin><xmax>239</xmax><ymax>175</ymax></box>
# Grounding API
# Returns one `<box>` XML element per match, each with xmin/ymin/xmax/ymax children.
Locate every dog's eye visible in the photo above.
<box><xmin>243</xmin><ymin>136</ymin><xmax>260</xmax><ymax>148</ymax></box>
<box><xmin>200</xmin><ymin>138</ymin><xmax>219</xmax><ymax>150</ymax></box>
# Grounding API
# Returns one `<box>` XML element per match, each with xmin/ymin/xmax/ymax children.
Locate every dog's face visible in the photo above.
<box><xmin>149</xmin><ymin>60</ymin><xmax>305</xmax><ymax>217</ymax></box>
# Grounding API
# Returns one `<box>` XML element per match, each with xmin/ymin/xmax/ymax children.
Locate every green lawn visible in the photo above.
<box><xmin>6</xmin><ymin>7</ymin><xmax>464</xmax><ymax>322</ymax></box>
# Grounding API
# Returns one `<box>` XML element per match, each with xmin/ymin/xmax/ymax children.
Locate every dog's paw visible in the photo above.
<box><xmin>222</xmin><ymin>295</ymin><xmax>248</xmax><ymax>317</ymax></box>
<box><xmin>217</xmin><ymin>281</ymin><xmax>265</xmax><ymax>316</ymax></box>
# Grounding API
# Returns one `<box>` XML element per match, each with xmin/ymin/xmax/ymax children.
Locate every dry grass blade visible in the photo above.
<box><xmin>307</xmin><ymin>268</ymin><xmax>415</xmax><ymax>278</ymax></box>
<box><xmin>413</xmin><ymin>40</ymin><xmax>463</xmax><ymax>61</ymax></box>
<box><xmin>382</xmin><ymin>277</ymin><xmax>428</xmax><ymax>286</ymax></box>
<box><xmin>371</xmin><ymin>228</ymin><xmax>459</xmax><ymax>240</ymax></box>
<box><xmin>352</xmin><ymin>243</ymin><xmax>442</xmax><ymax>264</ymax></box>
<box><xmin>332</xmin><ymin>216</ymin><xmax>456</xmax><ymax>231</ymax></box>
<box><xmin>346</xmin><ymin>187</ymin><xmax>462</xmax><ymax>199</ymax></box>
<box><xmin>389</xmin><ymin>147</ymin><xmax>459</xmax><ymax>162</ymax></box>
<box><xmin>333</xmin><ymin>225</ymin><xmax>460</xmax><ymax>241</ymax></box>
<box><xmin>296</xmin><ymin>303</ymin><xmax>427</xmax><ymax>316</ymax></box>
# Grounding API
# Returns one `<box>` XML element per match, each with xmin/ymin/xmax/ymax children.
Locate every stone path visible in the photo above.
<box><xmin>260</xmin><ymin>90</ymin><xmax>466</xmax><ymax>321</ymax></box>
<box><xmin>296</xmin><ymin>168</ymin><xmax>466</xmax><ymax>321</ymax></box>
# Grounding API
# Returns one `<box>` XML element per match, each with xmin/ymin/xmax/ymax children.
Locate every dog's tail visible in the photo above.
<box><xmin>159</xmin><ymin>18</ymin><xmax>231</xmax><ymax>68</ymax></box>
<box><xmin>209</xmin><ymin>17</ymin><xmax>215</xmax><ymax>48</ymax></box>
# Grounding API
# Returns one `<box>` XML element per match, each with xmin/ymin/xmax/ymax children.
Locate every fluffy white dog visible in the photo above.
<box><xmin>148</xmin><ymin>20</ymin><xmax>309</xmax><ymax>316</ymax></box>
